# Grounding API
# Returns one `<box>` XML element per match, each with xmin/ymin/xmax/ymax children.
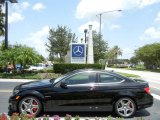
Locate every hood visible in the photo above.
<box><xmin>19</xmin><ymin>79</ymin><xmax>52</xmax><ymax>89</ymax></box>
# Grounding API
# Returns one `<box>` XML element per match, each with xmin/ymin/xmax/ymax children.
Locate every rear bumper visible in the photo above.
<box><xmin>137</xmin><ymin>102</ymin><xmax>153</xmax><ymax>109</ymax></box>
<box><xmin>137</xmin><ymin>94</ymin><xmax>153</xmax><ymax>110</ymax></box>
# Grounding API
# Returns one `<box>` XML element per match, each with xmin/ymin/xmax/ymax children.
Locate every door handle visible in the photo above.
<box><xmin>88</xmin><ymin>86</ymin><xmax>96</xmax><ymax>90</ymax></box>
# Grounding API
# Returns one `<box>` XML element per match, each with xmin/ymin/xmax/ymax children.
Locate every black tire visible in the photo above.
<box><xmin>114</xmin><ymin>97</ymin><xmax>136</xmax><ymax>118</ymax></box>
<box><xmin>18</xmin><ymin>96</ymin><xmax>42</xmax><ymax>116</ymax></box>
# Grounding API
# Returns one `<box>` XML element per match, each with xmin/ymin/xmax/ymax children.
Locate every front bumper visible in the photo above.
<box><xmin>8</xmin><ymin>95</ymin><xmax>19</xmax><ymax>112</ymax></box>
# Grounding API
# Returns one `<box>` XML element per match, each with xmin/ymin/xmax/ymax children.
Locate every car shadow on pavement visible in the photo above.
<box><xmin>134</xmin><ymin>109</ymin><xmax>150</xmax><ymax>117</ymax></box>
<box><xmin>41</xmin><ymin>111</ymin><xmax>114</xmax><ymax>118</ymax></box>
<box><xmin>42</xmin><ymin>109</ymin><xmax>150</xmax><ymax>118</ymax></box>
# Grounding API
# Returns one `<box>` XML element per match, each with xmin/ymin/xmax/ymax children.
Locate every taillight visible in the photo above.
<box><xmin>144</xmin><ymin>87</ymin><xmax>151</xmax><ymax>94</ymax></box>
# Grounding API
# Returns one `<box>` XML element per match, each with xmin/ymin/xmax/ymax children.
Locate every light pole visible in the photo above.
<box><xmin>84</xmin><ymin>29</ymin><xmax>87</xmax><ymax>44</ymax></box>
<box><xmin>96</xmin><ymin>9</ymin><xmax>122</xmax><ymax>38</ymax></box>
<box><xmin>87</xmin><ymin>25</ymin><xmax>94</xmax><ymax>64</ymax></box>
<box><xmin>3</xmin><ymin>0</ymin><xmax>18</xmax><ymax>49</ymax></box>
<box><xmin>84</xmin><ymin>29</ymin><xmax>88</xmax><ymax>63</ymax></box>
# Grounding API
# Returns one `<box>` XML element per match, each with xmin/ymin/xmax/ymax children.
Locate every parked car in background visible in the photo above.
<box><xmin>128</xmin><ymin>64</ymin><xmax>136</xmax><ymax>68</ymax></box>
<box><xmin>9</xmin><ymin>69</ymin><xmax>153</xmax><ymax>118</ymax></box>
<box><xmin>28</xmin><ymin>63</ymin><xmax>46</xmax><ymax>71</ymax></box>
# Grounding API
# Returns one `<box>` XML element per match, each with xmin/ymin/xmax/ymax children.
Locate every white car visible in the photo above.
<box><xmin>28</xmin><ymin>63</ymin><xmax>46</xmax><ymax>71</ymax></box>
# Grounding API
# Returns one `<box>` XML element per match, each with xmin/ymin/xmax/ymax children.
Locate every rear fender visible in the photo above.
<box><xmin>113</xmin><ymin>90</ymin><xmax>137</xmax><ymax>109</ymax></box>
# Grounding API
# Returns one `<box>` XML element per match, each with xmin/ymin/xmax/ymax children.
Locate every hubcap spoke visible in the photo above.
<box><xmin>126</xmin><ymin>101</ymin><xmax>131</xmax><ymax>107</ymax></box>
<box><xmin>29</xmin><ymin>98</ymin><xmax>34</xmax><ymax>105</ymax></box>
<box><xmin>124</xmin><ymin>109</ymin><xmax>128</xmax><ymax>116</ymax></box>
<box><xmin>128</xmin><ymin>107</ymin><xmax>134</xmax><ymax>111</ymax></box>
<box><xmin>22</xmin><ymin>101</ymin><xmax>29</xmax><ymax>107</ymax></box>
<box><xmin>21</xmin><ymin>101</ymin><xmax>29</xmax><ymax>113</ymax></box>
<box><xmin>21</xmin><ymin>107</ymin><xmax>27</xmax><ymax>113</ymax></box>
<box><xmin>118</xmin><ymin>107</ymin><xmax>124</xmax><ymax>112</ymax></box>
<box><xmin>31</xmin><ymin>108</ymin><xmax>35</xmax><ymax>114</ymax></box>
<box><xmin>26</xmin><ymin>108</ymin><xmax>32</xmax><ymax>113</ymax></box>
<box><xmin>120</xmin><ymin>100</ymin><xmax>124</xmax><ymax>107</ymax></box>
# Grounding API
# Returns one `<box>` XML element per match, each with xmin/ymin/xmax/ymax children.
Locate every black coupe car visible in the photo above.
<box><xmin>8</xmin><ymin>69</ymin><xmax>153</xmax><ymax>118</ymax></box>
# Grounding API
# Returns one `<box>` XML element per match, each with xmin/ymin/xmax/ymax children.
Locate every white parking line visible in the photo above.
<box><xmin>0</xmin><ymin>79</ymin><xmax>34</xmax><ymax>82</ymax></box>
<box><xmin>0</xmin><ymin>90</ymin><xmax>12</xmax><ymax>93</ymax></box>
<box><xmin>151</xmin><ymin>93</ymin><xmax>160</xmax><ymax>101</ymax></box>
<box><xmin>144</xmin><ymin>79</ymin><xmax>160</xmax><ymax>84</ymax></box>
<box><xmin>150</xmin><ymin>86</ymin><xmax>160</xmax><ymax>90</ymax></box>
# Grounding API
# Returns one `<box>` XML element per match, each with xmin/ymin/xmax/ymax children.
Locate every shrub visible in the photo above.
<box><xmin>65</xmin><ymin>114</ymin><xmax>72</xmax><ymax>120</ymax></box>
<box><xmin>53</xmin><ymin>63</ymin><xmax>105</xmax><ymax>74</ymax></box>
<box><xmin>0</xmin><ymin>113</ymin><xmax>147</xmax><ymax>120</ymax></box>
<box><xmin>74</xmin><ymin>115</ymin><xmax>80</xmax><ymax>120</ymax></box>
<box><xmin>0</xmin><ymin>113</ymin><xmax>8</xmax><ymax>120</ymax></box>
<box><xmin>46</xmin><ymin>69</ymin><xmax>54</xmax><ymax>73</ymax></box>
<box><xmin>53</xmin><ymin>115</ymin><xmax>60</xmax><ymax>120</ymax></box>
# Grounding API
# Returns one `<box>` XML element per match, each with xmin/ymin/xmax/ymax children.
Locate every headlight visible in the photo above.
<box><xmin>13</xmin><ymin>87</ymin><xmax>20</xmax><ymax>95</ymax></box>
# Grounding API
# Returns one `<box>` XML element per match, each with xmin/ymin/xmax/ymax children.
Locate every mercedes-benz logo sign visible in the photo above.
<box><xmin>73</xmin><ymin>46</ymin><xmax>83</xmax><ymax>56</ymax></box>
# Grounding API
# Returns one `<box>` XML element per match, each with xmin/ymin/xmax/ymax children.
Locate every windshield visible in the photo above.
<box><xmin>53</xmin><ymin>75</ymin><xmax>65</xmax><ymax>83</ymax></box>
<box><xmin>51</xmin><ymin>71</ymin><xmax>76</xmax><ymax>84</ymax></box>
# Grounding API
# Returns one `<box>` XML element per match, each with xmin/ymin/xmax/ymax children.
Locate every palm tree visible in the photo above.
<box><xmin>0</xmin><ymin>40</ymin><xmax>5</xmax><ymax>51</ymax></box>
<box><xmin>112</xmin><ymin>45</ymin><xmax>122</xmax><ymax>65</ymax></box>
<box><xmin>0</xmin><ymin>5</ymin><xmax>5</xmax><ymax>37</ymax></box>
<box><xmin>112</xmin><ymin>45</ymin><xmax>122</xmax><ymax>59</ymax></box>
<box><xmin>16</xmin><ymin>45</ymin><xmax>42</xmax><ymax>69</ymax></box>
<box><xmin>0</xmin><ymin>44</ymin><xmax>43</xmax><ymax>71</ymax></box>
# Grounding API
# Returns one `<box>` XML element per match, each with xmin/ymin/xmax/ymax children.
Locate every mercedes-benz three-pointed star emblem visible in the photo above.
<box><xmin>73</xmin><ymin>46</ymin><xmax>83</xmax><ymax>56</ymax></box>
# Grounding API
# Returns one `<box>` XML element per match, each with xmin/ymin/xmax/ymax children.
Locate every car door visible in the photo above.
<box><xmin>96</xmin><ymin>72</ymin><xmax>125</xmax><ymax>111</ymax></box>
<box><xmin>45</xmin><ymin>71</ymin><xmax>99</xmax><ymax>111</ymax></box>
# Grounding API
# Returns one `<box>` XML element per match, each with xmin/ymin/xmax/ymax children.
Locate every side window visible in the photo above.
<box><xmin>65</xmin><ymin>72</ymin><xmax>96</xmax><ymax>85</ymax></box>
<box><xmin>99</xmin><ymin>73</ymin><xmax>123</xmax><ymax>83</ymax></box>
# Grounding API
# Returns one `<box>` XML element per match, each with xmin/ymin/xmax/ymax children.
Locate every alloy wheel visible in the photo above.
<box><xmin>115</xmin><ymin>98</ymin><xmax>136</xmax><ymax>117</ymax></box>
<box><xmin>19</xmin><ymin>97</ymin><xmax>41</xmax><ymax>115</ymax></box>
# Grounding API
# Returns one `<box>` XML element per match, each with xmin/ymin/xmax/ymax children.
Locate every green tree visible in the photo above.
<box><xmin>0</xmin><ymin>46</ymin><xmax>19</xmax><ymax>71</ymax></box>
<box><xmin>105</xmin><ymin>49</ymin><xmax>115</xmax><ymax>60</ymax></box>
<box><xmin>92</xmin><ymin>31</ymin><xmax>108</xmax><ymax>63</ymax></box>
<box><xmin>0</xmin><ymin>40</ymin><xmax>6</xmax><ymax>51</ymax></box>
<box><xmin>112</xmin><ymin>45</ymin><xmax>122</xmax><ymax>59</ymax></box>
<box><xmin>0</xmin><ymin>44</ymin><xmax>44</xmax><ymax>71</ymax></box>
<box><xmin>48</xmin><ymin>52</ymin><xmax>54</xmax><ymax>61</ymax></box>
<box><xmin>105</xmin><ymin>45</ymin><xmax>122</xmax><ymax>60</ymax></box>
<box><xmin>46</xmin><ymin>25</ymin><xmax>77</xmax><ymax>63</ymax></box>
<box><xmin>135</xmin><ymin>43</ymin><xmax>160</xmax><ymax>69</ymax></box>
<box><xmin>130</xmin><ymin>56</ymin><xmax>139</xmax><ymax>65</ymax></box>
<box><xmin>16</xmin><ymin>45</ymin><xmax>43</xmax><ymax>69</ymax></box>
<box><xmin>0</xmin><ymin>5</ymin><xmax>4</xmax><ymax>36</ymax></box>
<box><xmin>105</xmin><ymin>45</ymin><xmax>122</xmax><ymax>65</ymax></box>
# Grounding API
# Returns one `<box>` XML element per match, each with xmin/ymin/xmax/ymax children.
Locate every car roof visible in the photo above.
<box><xmin>70</xmin><ymin>69</ymin><xmax>133</xmax><ymax>82</ymax></box>
<box><xmin>72</xmin><ymin>69</ymin><xmax>113</xmax><ymax>73</ymax></box>
<box><xmin>70</xmin><ymin>69</ymin><xmax>118</xmax><ymax>76</ymax></box>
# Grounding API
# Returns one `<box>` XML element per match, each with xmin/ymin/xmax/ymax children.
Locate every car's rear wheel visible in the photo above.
<box><xmin>18</xmin><ymin>96</ymin><xmax>42</xmax><ymax>116</ymax></box>
<box><xmin>114</xmin><ymin>97</ymin><xmax>136</xmax><ymax>118</ymax></box>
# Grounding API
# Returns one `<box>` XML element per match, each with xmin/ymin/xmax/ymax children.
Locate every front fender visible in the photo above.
<box><xmin>18</xmin><ymin>90</ymin><xmax>45</xmax><ymax>102</ymax></box>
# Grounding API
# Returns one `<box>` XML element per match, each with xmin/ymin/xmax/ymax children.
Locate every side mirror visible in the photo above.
<box><xmin>60</xmin><ymin>82</ymin><xmax>67</xmax><ymax>89</ymax></box>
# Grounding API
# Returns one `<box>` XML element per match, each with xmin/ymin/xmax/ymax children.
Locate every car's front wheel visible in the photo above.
<box><xmin>114</xmin><ymin>97</ymin><xmax>136</xmax><ymax>118</ymax></box>
<box><xmin>18</xmin><ymin>96</ymin><xmax>42</xmax><ymax>116</ymax></box>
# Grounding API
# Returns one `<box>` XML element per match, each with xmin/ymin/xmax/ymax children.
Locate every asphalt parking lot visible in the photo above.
<box><xmin>0</xmin><ymin>78</ymin><xmax>160</xmax><ymax>120</ymax></box>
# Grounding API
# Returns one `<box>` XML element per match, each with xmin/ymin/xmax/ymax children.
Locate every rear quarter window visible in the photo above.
<box><xmin>99</xmin><ymin>73</ymin><xmax>123</xmax><ymax>83</ymax></box>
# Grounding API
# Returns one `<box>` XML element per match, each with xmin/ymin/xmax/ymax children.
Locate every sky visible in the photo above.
<box><xmin>1</xmin><ymin>0</ymin><xmax>160</xmax><ymax>59</ymax></box>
